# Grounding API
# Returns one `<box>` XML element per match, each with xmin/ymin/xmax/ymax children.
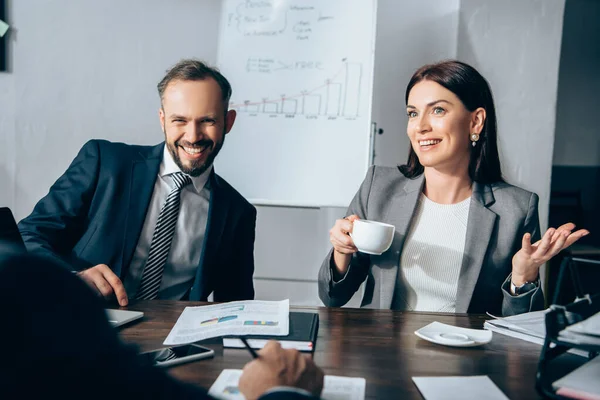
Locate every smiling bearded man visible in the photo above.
<box><xmin>18</xmin><ymin>59</ymin><xmax>256</xmax><ymax>305</ymax></box>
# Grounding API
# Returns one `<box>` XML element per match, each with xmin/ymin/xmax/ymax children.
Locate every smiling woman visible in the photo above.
<box><xmin>402</xmin><ymin>61</ymin><xmax>501</xmax><ymax>185</ymax></box>
<box><xmin>318</xmin><ymin>60</ymin><xmax>589</xmax><ymax>316</ymax></box>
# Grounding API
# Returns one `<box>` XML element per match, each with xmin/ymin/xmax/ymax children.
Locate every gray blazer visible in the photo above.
<box><xmin>318</xmin><ymin>166</ymin><xmax>545</xmax><ymax>316</ymax></box>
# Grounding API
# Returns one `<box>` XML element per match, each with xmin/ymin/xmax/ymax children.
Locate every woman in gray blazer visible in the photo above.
<box><xmin>318</xmin><ymin>60</ymin><xmax>588</xmax><ymax>316</ymax></box>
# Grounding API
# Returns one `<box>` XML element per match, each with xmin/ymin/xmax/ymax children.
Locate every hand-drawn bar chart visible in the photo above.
<box><xmin>215</xmin><ymin>0</ymin><xmax>376</xmax><ymax>206</ymax></box>
<box><xmin>231</xmin><ymin>62</ymin><xmax>363</xmax><ymax>118</ymax></box>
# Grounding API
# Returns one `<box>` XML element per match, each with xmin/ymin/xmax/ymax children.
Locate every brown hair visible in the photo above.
<box><xmin>400</xmin><ymin>60</ymin><xmax>503</xmax><ymax>184</ymax></box>
<box><xmin>157</xmin><ymin>59</ymin><xmax>232</xmax><ymax>107</ymax></box>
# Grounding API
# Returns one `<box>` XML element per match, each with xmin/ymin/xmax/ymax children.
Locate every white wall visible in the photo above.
<box><xmin>553</xmin><ymin>0</ymin><xmax>600</xmax><ymax>166</ymax></box>
<box><xmin>457</xmin><ymin>0</ymin><xmax>566</xmax><ymax>233</ymax></box>
<box><xmin>371</xmin><ymin>0</ymin><xmax>460</xmax><ymax>167</ymax></box>
<box><xmin>0</xmin><ymin>0</ymin><xmax>221</xmax><ymax>219</ymax></box>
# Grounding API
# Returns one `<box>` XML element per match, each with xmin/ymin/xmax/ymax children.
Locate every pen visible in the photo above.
<box><xmin>240</xmin><ymin>337</ymin><xmax>259</xmax><ymax>359</ymax></box>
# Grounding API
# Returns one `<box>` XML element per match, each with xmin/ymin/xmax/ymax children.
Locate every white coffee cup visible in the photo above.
<box><xmin>350</xmin><ymin>219</ymin><xmax>395</xmax><ymax>255</ymax></box>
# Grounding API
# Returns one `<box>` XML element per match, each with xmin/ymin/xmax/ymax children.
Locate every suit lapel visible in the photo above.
<box><xmin>377</xmin><ymin>174</ymin><xmax>424</xmax><ymax>308</ymax></box>
<box><xmin>189</xmin><ymin>172</ymin><xmax>230</xmax><ymax>300</ymax></box>
<box><xmin>384</xmin><ymin>175</ymin><xmax>424</xmax><ymax>239</ymax></box>
<box><xmin>120</xmin><ymin>143</ymin><xmax>164</xmax><ymax>278</ymax></box>
<box><xmin>455</xmin><ymin>182</ymin><xmax>497</xmax><ymax>313</ymax></box>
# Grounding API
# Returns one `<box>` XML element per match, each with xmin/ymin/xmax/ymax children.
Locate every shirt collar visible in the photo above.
<box><xmin>160</xmin><ymin>146</ymin><xmax>212</xmax><ymax>193</ymax></box>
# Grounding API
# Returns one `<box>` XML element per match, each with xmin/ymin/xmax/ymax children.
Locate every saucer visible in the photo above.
<box><xmin>415</xmin><ymin>321</ymin><xmax>492</xmax><ymax>347</ymax></box>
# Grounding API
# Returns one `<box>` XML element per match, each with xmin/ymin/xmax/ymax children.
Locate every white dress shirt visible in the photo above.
<box><xmin>124</xmin><ymin>147</ymin><xmax>211</xmax><ymax>300</ymax></box>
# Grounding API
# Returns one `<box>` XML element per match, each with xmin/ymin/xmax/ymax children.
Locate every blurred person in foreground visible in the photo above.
<box><xmin>0</xmin><ymin>245</ymin><xmax>323</xmax><ymax>400</ymax></box>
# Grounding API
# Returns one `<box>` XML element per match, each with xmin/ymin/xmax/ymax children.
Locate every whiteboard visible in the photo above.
<box><xmin>214</xmin><ymin>0</ymin><xmax>377</xmax><ymax>207</ymax></box>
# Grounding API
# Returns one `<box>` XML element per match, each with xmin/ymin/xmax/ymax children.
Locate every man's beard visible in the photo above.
<box><xmin>166</xmin><ymin>135</ymin><xmax>224</xmax><ymax>177</ymax></box>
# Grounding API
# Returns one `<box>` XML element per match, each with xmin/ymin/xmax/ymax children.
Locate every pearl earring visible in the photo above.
<box><xmin>471</xmin><ymin>133</ymin><xmax>480</xmax><ymax>147</ymax></box>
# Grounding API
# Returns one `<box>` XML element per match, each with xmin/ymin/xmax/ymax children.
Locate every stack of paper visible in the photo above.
<box><xmin>164</xmin><ymin>299</ymin><xmax>290</xmax><ymax>345</ymax></box>
<box><xmin>483</xmin><ymin>310</ymin><xmax>547</xmax><ymax>345</ymax></box>
<box><xmin>209</xmin><ymin>369</ymin><xmax>366</xmax><ymax>400</ymax></box>
<box><xmin>559</xmin><ymin>311</ymin><xmax>600</xmax><ymax>347</ymax></box>
<box><xmin>483</xmin><ymin>310</ymin><xmax>590</xmax><ymax>357</ymax></box>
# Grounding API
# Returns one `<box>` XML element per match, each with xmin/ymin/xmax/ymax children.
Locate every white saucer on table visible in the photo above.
<box><xmin>415</xmin><ymin>321</ymin><xmax>492</xmax><ymax>347</ymax></box>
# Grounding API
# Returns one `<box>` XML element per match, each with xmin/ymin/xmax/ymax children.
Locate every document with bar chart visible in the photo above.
<box><xmin>215</xmin><ymin>0</ymin><xmax>377</xmax><ymax>207</ymax></box>
<box><xmin>163</xmin><ymin>300</ymin><xmax>290</xmax><ymax>345</ymax></box>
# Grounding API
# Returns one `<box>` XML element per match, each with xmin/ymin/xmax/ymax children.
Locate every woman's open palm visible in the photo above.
<box><xmin>512</xmin><ymin>222</ymin><xmax>589</xmax><ymax>281</ymax></box>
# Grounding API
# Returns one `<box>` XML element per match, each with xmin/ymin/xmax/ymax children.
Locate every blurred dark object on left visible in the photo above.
<box><xmin>0</xmin><ymin>0</ymin><xmax>6</xmax><ymax>72</ymax></box>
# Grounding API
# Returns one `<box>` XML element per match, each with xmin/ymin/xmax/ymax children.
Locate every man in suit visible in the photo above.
<box><xmin>18</xmin><ymin>59</ymin><xmax>255</xmax><ymax>305</ymax></box>
<box><xmin>0</xmin><ymin>248</ymin><xmax>323</xmax><ymax>400</ymax></box>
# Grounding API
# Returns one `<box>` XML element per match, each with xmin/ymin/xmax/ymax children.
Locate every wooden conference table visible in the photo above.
<box><xmin>119</xmin><ymin>301</ymin><xmax>584</xmax><ymax>399</ymax></box>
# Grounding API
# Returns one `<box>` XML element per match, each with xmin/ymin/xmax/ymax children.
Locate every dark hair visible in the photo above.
<box><xmin>400</xmin><ymin>60</ymin><xmax>503</xmax><ymax>184</ymax></box>
<box><xmin>157</xmin><ymin>59</ymin><xmax>232</xmax><ymax>107</ymax></box>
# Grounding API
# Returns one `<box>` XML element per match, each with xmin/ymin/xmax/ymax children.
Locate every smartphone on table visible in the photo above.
<box><xmin>138</xmin><ymin>344</ymin><xmax>214</xmax><ymax>368</ymax></box>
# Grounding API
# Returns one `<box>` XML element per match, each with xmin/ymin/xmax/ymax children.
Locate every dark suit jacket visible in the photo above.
<box><xmin>18</xmin><ymin>139</ymin><xmax>256</xmax><ymax>301</ymax></box>
<box><xmin>319</xmin><ymin>166</ymin><xmax>545</xmax><ymax>316</ymax></box>
<box><xmin>0</xmin><ymin>251</ymin><xmax>317</xmax><ymax>400</ymax></box>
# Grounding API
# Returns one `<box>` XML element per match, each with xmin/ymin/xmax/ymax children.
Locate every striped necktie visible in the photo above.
<box><xmin>135</xmin><ymin>172</ymin><xmax>192</xmax><ymax>300</ymax></box>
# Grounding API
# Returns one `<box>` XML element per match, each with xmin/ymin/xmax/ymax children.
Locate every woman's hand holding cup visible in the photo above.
<box><xmin>329</xmin><ymin>215</ymin><xmax>360</xmax><ymax>277</ymax></box>
<box><xmin>330</xmin><ymin>215</ymin><xmax>360</xmax><ymax>255</ymax></box>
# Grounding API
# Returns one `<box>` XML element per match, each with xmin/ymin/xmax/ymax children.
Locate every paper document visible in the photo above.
<box><xmin>484</xmin><ymin>309</ymin><xmax>547</xmax><ymax>340</ymax></box>
<box><xmin>209</xmin><ymin>369</ymin><xmax>366</xmax><ymax>400</ymax></box>
<box><xmin>412</xmin><ymin>376</ymin><xmax>509</xmax><ymax>400</ymax></box>
<box><xmin>164</xmin><ymin>300</ymin><xmax>289</xmax><ymax>345</ymax></box>
<box><xmin>484</xmin><ymin>309</ymin><xmax>589</xmax><ymax>357</ymax></box>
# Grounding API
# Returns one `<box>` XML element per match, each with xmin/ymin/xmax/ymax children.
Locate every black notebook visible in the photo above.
<box><xmin>223</xmin><ymin>312</ymin><xmax>319</xmax><ymax>352</ymax></box>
